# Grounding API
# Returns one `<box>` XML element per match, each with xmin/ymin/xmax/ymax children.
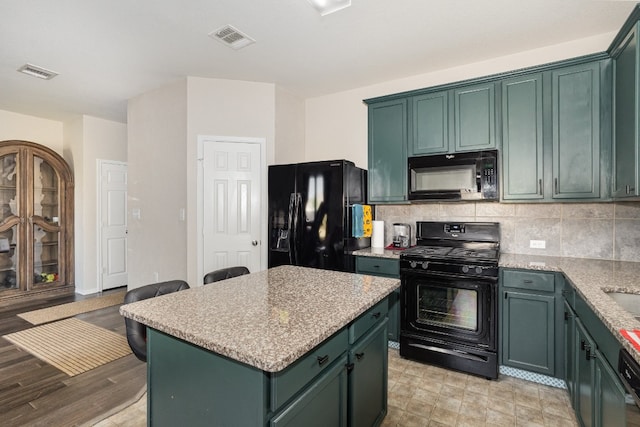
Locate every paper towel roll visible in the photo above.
<box><xmin>371</xmin><ymin>220</ymin><xmax>385</xmax><ymax>248</ymax></box>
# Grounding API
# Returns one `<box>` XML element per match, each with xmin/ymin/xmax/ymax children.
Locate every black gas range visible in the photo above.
<box><xmin>399</xmin><ymin>221</ymin><xmax>500</xmax><ymax>379</ymax></box>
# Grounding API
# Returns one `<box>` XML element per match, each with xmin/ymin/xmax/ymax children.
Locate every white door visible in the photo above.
<box><xmin>202</xmin><ymin>141</ymin><xmax>261</xmax><ymax>276</ymax></box>
<box><xmin>99</xmin><ymin>161</ymin><xmax>128</xmax><ymax>290</ymax></box>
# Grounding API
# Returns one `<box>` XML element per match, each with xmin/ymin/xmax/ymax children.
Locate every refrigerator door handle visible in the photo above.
<box><xmin>287</xmin><ymin>193</ymin><xmax>296</xmax><ymax>264</ymax></box>
<box><xmin>292</xmin><ymin>193</ymin><xmax>303</xmax><ymax>265</ymax></box>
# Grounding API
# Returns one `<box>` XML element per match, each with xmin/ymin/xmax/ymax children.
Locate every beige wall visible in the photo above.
<box><xmin>304</xmin><ymin>32</ymin><xmax>617</xmax><ymax>169</ymax></box>
<box><xmin>0</xmin><ymin>109</ymin><xmax>64</xmax><ymax>154</ymax></box>
<box><xmin>185</xmin><ymin>77</ymin><xmax>277</xmax><ymax>286</ymax></box>
<box><xmin>127</xmin><ymin>79</ymin><xmax>188</xmax><ymax>289</ymax></box>
<box><xmin>275</xmin><ymin>86</ymin><xmax>305</xmax><ymax>164</ymax></box>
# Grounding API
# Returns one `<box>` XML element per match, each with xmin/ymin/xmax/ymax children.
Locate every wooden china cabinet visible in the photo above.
<box><xmin>0</xmin><ymin>140</ymin><xmax>74</xmax><ymax>302</ymax></box>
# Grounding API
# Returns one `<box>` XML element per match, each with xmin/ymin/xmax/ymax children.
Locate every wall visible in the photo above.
<box><xmin>304</xmin><ymin>33</ymin><xmax>617</xmax><ymax>169</ymax></box>
<box><xmin>127</xmin><ymin>79</ymin><xmax>188</xmax><ymax>288</ymax></box>
<box><xmin>275</xmin><ymin>86</ymin><xmax>305</xmax><ymax>164</ymax></box>
<box><xmin>375</xmin><ymin>202</ymin><xmax>640</xmax><ymax>262</ymax></box>
<box><xmin>0</xmin><ymin>110</ymin><xmax>63</xmax><ymax>154</ymax></box>
<box><xmin>185</xmin><ymin>77</ymin><xmax>277</xmax><ymax>286</ymax></box>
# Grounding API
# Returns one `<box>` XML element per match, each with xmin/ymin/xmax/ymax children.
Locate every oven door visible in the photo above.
<box><xmin>401</xmin><ymin>270</ymin><xmax>497</xmax><ymax>350</ymax></box>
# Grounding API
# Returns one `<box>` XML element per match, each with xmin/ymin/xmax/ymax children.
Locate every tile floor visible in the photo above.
<box><xmin>94</xmin><ymin>349</ymin><xmax>578</xmax><ymax>427</ymax></box>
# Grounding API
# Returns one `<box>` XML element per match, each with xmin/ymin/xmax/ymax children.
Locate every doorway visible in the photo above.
<box><xmin>197</xmin><ymin>136</ymin><xmax>266</xmax><ymax>284</ymax></box>
<box><xmin>97</xmin><ymin>160</ymin><xmax>128</xmax><ymax>291</ymax></box>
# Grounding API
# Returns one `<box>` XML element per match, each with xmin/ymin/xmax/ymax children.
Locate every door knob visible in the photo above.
<box><xmin>252</xmin><ymin>240</ymin><xmax>258</xmax><ymax>246</ymax></box>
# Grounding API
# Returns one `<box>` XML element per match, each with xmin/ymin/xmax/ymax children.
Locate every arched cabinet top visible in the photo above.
<box><xmin>0</xmin><ymin>140</ymin><xmax>74</xmax><ymax>185</ymax></box>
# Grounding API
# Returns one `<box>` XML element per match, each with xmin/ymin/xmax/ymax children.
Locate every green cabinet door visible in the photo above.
<box><xmin>564</xmin><ymin>300</ymin><xmax>577</xmax><ymax>406</ymax></box>
<box><xmin>348</xmin><ymin>318</ymin><xmax>388</xmax><ymax>427</ymax></box>
<box><xmin>410</xmin><ymin>91</ymin><xmax>449</xmax><ymax>155</ymax></box>
<box><xmin>552</xmin><ymin>62</ymin><xmax>601</xmax><ymax>199</ymax></box>
<box><xmin>594</xmin><ymin>349</ymin><xmax>627</xmax><ymax>427</ymax></box>
<box><xmin>271</xmin><ymin>355</ymin><xmax>348</xmax><ymax>427</ymax></box>
<box><xmin>612</xmin><ymin>23</ymin><xmax>640</xmax><ymax>198</ymax></box>
<box><xmin>501</xmin><ymin>290</ymin><xmax>555</xmax><ymax>375</ymax></box>
<box><xmin>387</xmin><ymin>288</ymin><xmax>400</xmax><ymax>342</ymax></box>
<box><xmin>575</xmin><ymin>318</ymin><xmax>596</xmax><ymax>427</ymax></box>
<box><xmin>501</xmin><ymin>74</ymin><xmax>544</xmax><ymax>199</ymax></box>
<box><xmin>368</xmin><ymin>99</ymin><xmax>408</xmax><ymax>203</ymax></box>
<box><xmin>453</xmin><ymin>82</ymin><xmax>496</xmax><ymax>152</ymax></box>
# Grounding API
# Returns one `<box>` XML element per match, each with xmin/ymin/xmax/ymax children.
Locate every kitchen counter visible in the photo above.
<box><xmin>120</xmin><ymin>264</ymin><xmax>400</xmax><ymax>372</ymax></box>
<box><xmin>353</xmin><ymin>248</ymin><xmax>640</xmax><ymax>364</ymax></box>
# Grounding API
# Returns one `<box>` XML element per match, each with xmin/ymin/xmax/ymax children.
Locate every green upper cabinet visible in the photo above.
<box><xmin>612</xmin><ymin>22</ymin><xmax>640</xmax><ymax>198</ymax></box>
<box><xmin>367</xmin><ymin>98</ymin><xmax>408</xmax><ymax>203</ymax></box>
<box><xmin>501</xmin><ymin>73</ymin><xmax>544</xmax><ymax>200</ymax></box>
<box><xmin>454</xmin><ymin>82</ymin><xmax>497</xmax><ymax>152</ymax></box>
<box><xmin>552</xmin><ymin>62</ymin><xmax>601</xmax><ymax>199</ymax></box>
<box><xmin>409</xmin><ymin>91</ymin><xmax>449</xmax><ymax>155</ymax></box>
<box><xmin>500</xmin><ymin>60</ymin><xmax>610</xmax><ymax>201</ymax></box>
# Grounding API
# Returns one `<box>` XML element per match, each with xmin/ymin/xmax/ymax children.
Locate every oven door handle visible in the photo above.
<box><xmin>406</xmin><ymin>342</ymin><xmax>488</xmax><ymax>362</ymax></box>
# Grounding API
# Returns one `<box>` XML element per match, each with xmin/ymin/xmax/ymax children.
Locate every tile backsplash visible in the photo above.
<box><xmin>375</xmin><ymin>202</ymin><xmax>640</xmax><ymax>262</ymax></box>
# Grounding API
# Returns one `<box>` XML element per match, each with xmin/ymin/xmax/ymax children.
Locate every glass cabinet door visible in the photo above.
<box><xmin>32</xmin><ymin>156</ymin><xmax>60</xmax><ymax>285</ymax></box>
<box><xmin>0</xmin><ymin>153</ymin><xmax>19</xmax><ymax>290</ymax></box>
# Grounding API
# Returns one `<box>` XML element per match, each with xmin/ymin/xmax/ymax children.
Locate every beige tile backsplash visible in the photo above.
<box><xmin>375</xmin><ymin>202</ymin><xmax>640</xmax><ymax>262</ymax></box>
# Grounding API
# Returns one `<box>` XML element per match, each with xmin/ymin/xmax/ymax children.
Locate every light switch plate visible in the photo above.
<box><xmin>530</xmin><ymin>240</ymin><xmax>546</xmax><ymax>249</ymax></box>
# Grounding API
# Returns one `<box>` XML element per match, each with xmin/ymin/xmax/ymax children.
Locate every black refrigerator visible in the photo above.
<box><xmin>268</xmin><ymin>160</ymin><xmax>370</xmax><ymax>273</ymax></box>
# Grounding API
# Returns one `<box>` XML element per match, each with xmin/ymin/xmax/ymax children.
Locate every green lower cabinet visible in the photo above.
<box><xmin>575</xmin><ymin>318</ymin><xmax>596</xmax><ymax>427</ymax></box>
<box><xmin>348</xmin><ymin>318</ymin><xmax>388</xmax><ymax>427</ymax></box>
<box><xmin>271</xmin><ymin>355</ymin><xmax>348</xmax><ymax>427</ymax></box>
<box><xmin>594</xmin><ymin>349</ymin><xmax>627</xmax><ymax>427</ymax></box>
<box><xmin>501</xmin><ymin>290</ymin><xmax>555</xmax><ymax>375</ymax></box>
<box><xmin>565</xmin><ymin>286</ymin><xmax>627</xmax><ymax>427</ymax></box>
<box><xmin>564</xmin><ymin>300</ymin><xmax>577</xmax><ymax>405</ymax></box>
<box><xmin>355</xmin><ymin>256</ymin><xmax>400</xmax><ymax>342</ymax></box>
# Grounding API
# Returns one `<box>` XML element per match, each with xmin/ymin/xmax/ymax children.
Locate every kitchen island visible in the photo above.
<box><xmin>120</xmin><ymin>265</ymin><xmax>400</xmax><ymax>426</ymax></box>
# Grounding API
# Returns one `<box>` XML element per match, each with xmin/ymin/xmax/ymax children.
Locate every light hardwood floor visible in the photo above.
<box><xmin>0</xmin><ymin>289</ymin><xmax>146</xmax><ymax>427</ymax></box>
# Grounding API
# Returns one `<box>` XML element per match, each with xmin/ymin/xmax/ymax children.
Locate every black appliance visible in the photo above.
<box><xmin>408</xmin><ymin>150</ymin><xmax>498</xmax><ymax>201</ymax></box>
<box><xmin>619</xmin><ymin>349</ymin><xmax>640</xmax><ymax>424</ymax></box>
<box><xmin>268</xmin><ymin>160</ymin><xmax>369</xmax><ymax>273</ymax></box>
<box><xmin>399</xmin><ymin>221</ymin><xmax>500</xmax><ymax>379</ymax></box>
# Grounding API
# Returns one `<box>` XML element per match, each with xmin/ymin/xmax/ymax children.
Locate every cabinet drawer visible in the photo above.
<box><xmin>356</xmin><ymin>257</ymin><xmax>399</xmax><ymax>277</ymax></box>
<box><xmin>502</xmin><ymin>270</ymin><xmax>555</xmax><ymax>293</ymax></box>
<box><xmin>349</xmin><ymin>299</ymin><xmax>389</xmax><ymax>344</ymax></box>
<box><xmin>271</xmin><ymin>329</ymin><xmax>348</xmax><ymax>411</ymax></box>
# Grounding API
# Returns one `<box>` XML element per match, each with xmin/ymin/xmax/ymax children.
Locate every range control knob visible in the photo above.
<box><xmin>475</xmin><ymin>266</ymin><xmax>483</xmax><ymax>274</ymax></box>
<box><xmin>461</xmin><ymin>265</ymin><xmax>469</xmax><ymax>273</ymax></box>
<box><xmin>410</xmin><ymin>261</ymin><xmax>417</xmax><ymax>268</ymax></box>
<box><xmin>421</xmin><ymin>261</ymin><xmax>429</xmax><ymax>270</ymax></box>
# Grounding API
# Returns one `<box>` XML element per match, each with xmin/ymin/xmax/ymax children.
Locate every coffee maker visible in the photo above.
<box><xmin>392</xmin><ymin>223</ymin><xmax>411</xmax><ymax>248</ymax></box>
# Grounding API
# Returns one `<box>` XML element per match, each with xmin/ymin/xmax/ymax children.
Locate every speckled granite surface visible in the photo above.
<box><xmin>120</xmin><ymin>265</ymin><xmax>399</xmax><ymax>373</ymax></box>
<box><xmin>500</xmin><ymin>253</ymin><xmax>640</xmax><ymax>364</ymax></box>
<box><xmin>352</xmin><ymin>247</ymin><xmax>407</xmax><ymax>259</ymax></box>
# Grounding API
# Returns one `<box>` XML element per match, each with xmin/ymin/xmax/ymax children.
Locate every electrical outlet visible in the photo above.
<box><xmin>530</xmin><ymin>240</ymin><xmax>546</xmax><ymax>249</ymax></box>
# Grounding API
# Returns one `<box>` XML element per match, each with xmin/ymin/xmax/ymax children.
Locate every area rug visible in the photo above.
<box><xmin>17</xmin><ymin>291</ymin><xmax>126</xmax><ymax>325</ymax></box>
<box><xmin>2</xmin><ymin>317</ymin><xmax>131</xmax><ymax>376</ymax></box>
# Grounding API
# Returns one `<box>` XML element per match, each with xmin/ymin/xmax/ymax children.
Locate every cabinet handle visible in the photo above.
<box><xmin>538</xmin><ymin>179</ymin><xmax>543</xmax><ymax>195</ymax></box>
<box><xmin>627</xmin><ymin>185</ymin><xmax>631</xmax><ymax>195</ymax></box>
<box><xmin>346</xmin><ymin>363</ymin><xmax>354</xmax><ymax>373</ymax></box>
<box><xmin>554</xmin><ymin>178</ymin><xmax>558</xmax><ymax>194</ymax></box>
<box><xmin>564</xmin><ymin>311</ymin><xmax>571</xmax><ymax>321</ymax></box>
<box><xmin>372</xmin><ymin>312</ymin><xmax>381</xmax><ymax>319</ymax></box>
<box><xmin>356</xmin><ymin>352</ymin><xmax>365</xmax><ymax>360</ymax></box>
<box><xmin>580</xmin><ymin>340</ymin><xmax>586</xmax><ymax>351</ymax></box>
<box><xmin>317</xmin><ymin>355</ymin><xmax>329</xmax><ymax>366</ymax></box>
<box><xmin>373</xmin><ymin>265</ymin><xmax>380</xmax><ymax>269</ymax></box>
<box><xmin>585</xmin><ymin>344</ymin><xmax>595</xmax><ymax>361</ymax></box>
<box><xmin>522</xmin><ymin>279</ymin><xmax>533</xmax><ymax>284</ymax></box>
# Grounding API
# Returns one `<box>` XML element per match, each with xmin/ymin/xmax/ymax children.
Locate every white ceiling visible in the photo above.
<box><xmin>0</xmin><ymin>0</ymin><xmax>636</xmax><ymax>123</ymax></box>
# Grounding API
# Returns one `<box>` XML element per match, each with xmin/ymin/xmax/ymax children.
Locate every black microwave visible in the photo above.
<box><xmin>408</xmin><ymin>150</ymin><xmax>499</xmax><ymax>201</ymax></box>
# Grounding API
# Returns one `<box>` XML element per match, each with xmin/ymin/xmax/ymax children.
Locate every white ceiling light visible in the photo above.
<box><xmin>17</xmin><ymin>63</ymin><xmax>58</xmax><ymax>80</ymax></box>
<box><xmin>306</xmin><ymin>0</ymin><xmax>351</xmax><ymax>16</ymax></box>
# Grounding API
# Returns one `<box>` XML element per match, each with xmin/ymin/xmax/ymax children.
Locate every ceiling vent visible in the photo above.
<box><xmin>17</xmin><ymin>63</ymin><xmax>58</xmax><ymax>80</ymax></box>
<box><xmin>209</xmin><ymin>25</ymin><xmax>255</xmax><ymax>50</ymax></box>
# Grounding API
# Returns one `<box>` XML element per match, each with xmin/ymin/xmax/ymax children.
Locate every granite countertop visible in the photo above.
<box><xmin>354</xmin><ymin>248</ymin><xmax>640</xmax><ymax>364</ymax></box>
<box><xmin>120</xmin><ymin>265</ymin><xmax>400</xmax><ymax>373</ymax></box>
